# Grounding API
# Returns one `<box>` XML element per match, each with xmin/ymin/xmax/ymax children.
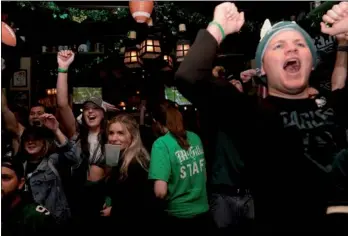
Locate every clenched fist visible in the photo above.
<box><xmin>321</xmin><ymin>2</ymin><xmax>348</xmax><ymax>40</ymax></box>
<box><xmin>57</xmin><ymin>50</ymin><xmax>75</xmax><ymax>70</ymax></box>
<box><xmin>207</xmin><ymin>2</ymin><xmax>244</xmax><ymax>43</ymax></box>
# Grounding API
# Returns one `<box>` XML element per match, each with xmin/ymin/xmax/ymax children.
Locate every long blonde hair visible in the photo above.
<box><xmin>108</xmin><ymin>113</ymin><xmax>150</xmax><ymax>179</ymax></box>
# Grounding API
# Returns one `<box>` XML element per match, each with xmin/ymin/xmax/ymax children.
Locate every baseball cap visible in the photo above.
<box><xmin>83</xmin><ymin>97</ymin><xmax>106</xmax><ymax>111</ymax></box>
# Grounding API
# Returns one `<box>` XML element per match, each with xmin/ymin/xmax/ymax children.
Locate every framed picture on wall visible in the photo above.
<box><xmin>12</xmin><ymin>70</ymin><xmax>28</xmax><ymax>88</ymax></box>
<box><xmin>8</xmin><ymin>90</ymin><xmax>30</xmax><ymax>110</ymax></box>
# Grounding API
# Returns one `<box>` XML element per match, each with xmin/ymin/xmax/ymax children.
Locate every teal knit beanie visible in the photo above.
<box><xmin>255</xmin><ymin>21</ymin><xmax>317</xmax><ymax>83</ymax></box>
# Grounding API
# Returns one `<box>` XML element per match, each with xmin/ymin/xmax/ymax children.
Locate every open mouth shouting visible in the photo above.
<box><xmin>283</xmin><ymin>58</ymin><xmax>301</xmax><ymax>74</ymax></box>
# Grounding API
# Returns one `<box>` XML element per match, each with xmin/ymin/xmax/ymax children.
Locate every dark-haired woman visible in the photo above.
<box><xmin>149</xmin><ymin>103</ymin><xmax>211</xmax><ymax>232</ymax></box>
<box><xmin>55</xmin><ymin>50</ymin><xmax>114</xmax><ymax>230</ymax></box>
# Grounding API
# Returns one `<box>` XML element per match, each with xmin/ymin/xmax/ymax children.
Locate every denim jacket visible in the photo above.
<box><xmin>24</xmin><ymin>139</ymin><xmax>81</xmax><ymax>224</ymax></box>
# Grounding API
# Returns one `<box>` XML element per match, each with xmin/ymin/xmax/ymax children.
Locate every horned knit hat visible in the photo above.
<box><xmin>255</xmin><ymin>20</ymin><xmax>317</xmax><ymax>83</ymax></box>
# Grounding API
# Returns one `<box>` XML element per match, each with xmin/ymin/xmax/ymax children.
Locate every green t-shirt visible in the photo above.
<box><xmin>149</xmin><ymin>131</ymin><xmax>209</xmax><ymax>218</ymax></box>
<box><xmin>2</xmin><ymin>201</ymin><xmax>56</xmax><ymax>236</ymax></box>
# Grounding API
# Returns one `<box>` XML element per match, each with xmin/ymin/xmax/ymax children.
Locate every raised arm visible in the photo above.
<box><xmin>40</xmin><ymin>113</ymin><xmax>81</xmax><ymax>166</ymax></box>
<box><xmin>1</xmin><ymin>92</ymin><xmax>25</xmax><ymax>137</ymax></box>
<box><xmin>321</xmin><ymin>2</ymin><xmax>348</xmax><ymax>127</ymax></box>
<box><xmin>56</xmin><ymin>50</ymin><xmax>77</xmax><ymax>139</ymax></box>
<box><xmin>175</xmin><ymin>3</ymin><xmax>246</xmax><ymax>111</ymax></box>
<box><xmin>331</xmin><ymin>38</ymin><xmax>347</xmax><ymax>91</ymax></box>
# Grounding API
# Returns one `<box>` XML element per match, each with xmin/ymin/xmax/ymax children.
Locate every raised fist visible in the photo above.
<box><xmin>321</xmin><ymin>2</ymin><xmax>348</xmax><ymax>38</ymax></box>
<box><xmin>212</xmin><ymin>2</ymin><xmax>245</xmax><ymax>36</ymax></box>
<box><xmin>57</xmin><ymin>50</ymin><xmax>75</xmax><ymax>70</ymax></box>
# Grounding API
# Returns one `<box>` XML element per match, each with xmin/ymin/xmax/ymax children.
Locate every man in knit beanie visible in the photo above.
<box><xmin>254</xmin><ymin>20</ymin><xmax>317</xmax><ymax>98</ymax></box>
<box><xmin>175</xmin><ymin>2</ymin><xmax>348</xmax><ymax>233</ymax></box>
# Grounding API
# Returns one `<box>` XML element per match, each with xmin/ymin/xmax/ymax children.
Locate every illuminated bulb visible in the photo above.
<box><xmin>184</xmin><ymin>106</ymin><xmax>187</xmax><ymax>110</ymax></box>
<box><xmin>80</xmin><ymin>109</ymin><xmax>83</xmax><ymax>112</ymax></box>
<box><xmin>136</xmin><ymin>91</ymin><xmax>140</xmax><ymax>94</ymax></box>
<box><xmin>123</xmin><ymin>107</ymin><xmax>126</xmax><ymax>110</ymax></box>
<box><xmin>195</xmin><ymin>108</ymin><xmax>197</xmax><ymax>111</ymax></box>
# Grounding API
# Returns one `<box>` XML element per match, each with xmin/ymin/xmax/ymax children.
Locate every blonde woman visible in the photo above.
<box><xmin>103</xmin><ymin>114</ymin><xmax>156</xmax><ymax>231</ymax></box>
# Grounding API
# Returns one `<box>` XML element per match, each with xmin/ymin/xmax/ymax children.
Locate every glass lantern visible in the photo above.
<box><xmin>124</xmin><ymin>48</ymin><xmax>142</xmax><ymax>68</ymax></box>
<box><xmin>176</xmin><ymin>40</ymin><xmax>190</xmax><ymax>62</ymax></box>
<box><xmin>139</xmin><ymin>38</ymin><xmax>161</xmax><ymax>59</ymax></box>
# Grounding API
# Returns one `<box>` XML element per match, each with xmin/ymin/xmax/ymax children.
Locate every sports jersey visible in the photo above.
<box><xmin>2</xmin><ymin>197</ymin><xmax>57</xmax><ymax>236</ymax></box>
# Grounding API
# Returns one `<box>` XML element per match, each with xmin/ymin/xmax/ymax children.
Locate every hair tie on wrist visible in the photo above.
<box><xmin>209</xmin><ymin>21</ymin><xmax>226</xmax><ymax>40</ymax></box>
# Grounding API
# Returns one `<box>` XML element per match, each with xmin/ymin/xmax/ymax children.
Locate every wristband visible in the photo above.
<box><xmin>337</xmin><ymin>45</ymin><xmax>348</xmax><ymax>52</ymax></box>
<box><xmin>58</xmin><ymin>68</ymin><xmax>68</xmax><ymax>73</ymax></box>
<box><xmin>209</xmin><ymin>21</ymin><xmax>225</xmax><ymax>40</ymax></box>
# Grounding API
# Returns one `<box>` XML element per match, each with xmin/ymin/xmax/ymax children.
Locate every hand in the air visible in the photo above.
<box><xmin>57</xmin><ymin>50</ymin><xmax>75</xmax><ymax>70</ymax></box>
<box><xmin>207</xmin><ymin>2</ymin><xmax>244</xmax><ymax>43</ymax></box>
<box><xmin>40</xmin><ymin>113</ymin><xmax>59</xmax><ymax>132</ymax></box>
<box><xmin>213</xmin><ymin>2</ymin><xmax>245</xmax><ymax>35</ymax></box>
<box><xmin>321</xmin><ymin>2</ymin><xmax>348</xmax><ymax>39</ymax></box>
<box><xmin>240</xmin><ymin>69</ymin><xmax>257</xmax><ymax>83</ymax></box>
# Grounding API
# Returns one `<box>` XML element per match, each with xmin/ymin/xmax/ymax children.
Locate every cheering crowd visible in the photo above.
<box><xmin>2</xmin><ymin>2</ymin><xmax>348</xmax><ymax>235</ymax></box>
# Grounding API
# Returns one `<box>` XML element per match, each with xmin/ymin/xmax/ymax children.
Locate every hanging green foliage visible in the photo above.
<box><xmin>17</xmin><ymin>1</ymin><xmax>332</xmax><ymax>31</ymax></box>
<box><xmin>16</xmin><ymin>1</ymin><xmax>264</xmax><ymax>33</ymax></box>
<box><xmin>16</xmin><ymin>1</ymin><xmax>335</xmax><ymax>77</ymax></box>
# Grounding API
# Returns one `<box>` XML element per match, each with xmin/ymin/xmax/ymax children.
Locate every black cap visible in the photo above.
<box><xmin>2</xmin><ymin>157</ymin><xmax>24</xmax><ymax>179</ymax></box>
<box><xmin>21</xmin><ymin>126</ymin><xmax>51</xmax><ymax>141</ymax></box>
